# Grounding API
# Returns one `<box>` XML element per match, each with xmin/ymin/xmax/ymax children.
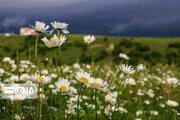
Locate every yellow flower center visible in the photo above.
<box><xmin>43</xmin><ymin>72</ymin><xmax>47</xmax><ymax>75</ymax></box>
<box><xmin>126</xmin><ymin>71</ymin><xmax>129</xmax><ymax>74</ymax></box>
<box><xmin>127</xmin><ymin>81</ymin><xmax>130</xmax><ymax>84</ymax></box>
<box><xmin>108</xmin><ymin>98</ymin><xmax>112</xmax><ymax>102</ymax></box>
<box><xmin>51</xmin><ymin>42</ymin><xmax>54</xmax><ymax>46</ymax></box>
<box><xmin>13</xmin><ymin>97</ymin><xmax>21</xmax><ymax>101</ymax></box>
<box><xmin>28</xmin><ymin>82</ymin><xmax>31</xmax><ymax>84</ymax></box>
<box><xmin>169</xmin><ymin>103</ymin><xmax>174</xmax><ymax>106</ymax></box>
<box><xmin>70</xmin><ymin>107</ymin><xmax>73</xmax><ymax>111</ymax></box>
<box><xmin>0</xmin><ymin>89</ymin><xmax>2</xmax><ymax>91</ymax></box>
<box><xmin>80</xmin><ymin>77</ymin><xmax>89</xmax><ymax>84</ymax></box>
<box><xmin>40</xmin><ymin>95</ymin><xmax>45</xmax><ymax>99</ymax></box>
<box><xmin>13</xmin><ymin>78</ymin><xmax>17</xmax><ymax>81</ymax></box>
<box><xmin>35</xmin><ymin>77</ymin><xmax>44</xmax><ymax>82</ymax></box>
<box><xmin>10</xmin><ymin>61</ymin><xmax>14</xmax><ymax>64</ymax></box>
<box><xmin>87</xmin><ymin>38</ymin><xmax>92</xmax><ymax>42</ymax></box>
<box><xmin>59</xmin><ymin>85</ymin><xmax>67</xmax><ymax>91</ymax></box>
<box><xmin>171</xmin><ymin>80</ymin><xmax>175</xmax><ymax>82</ymax></box>
<box><xmin>91</xmin><ymin>83</ymin><xmax>101</xmax><ymax>88</ymax></box>
<box><xmin>23</xmin><ymin>77</ymin><xmax>28</xmax><ymax>80</ymax></box>
<box><xmin>121</xmin><ymin>109</ymin><xmax>125</xmax><ymax>112</ymax></box>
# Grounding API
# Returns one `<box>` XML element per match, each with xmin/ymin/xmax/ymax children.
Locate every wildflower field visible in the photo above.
<box><xmin>0</xmin><ymin>21</ymin><xmax>180</xmax><ymax>120</ymax></box>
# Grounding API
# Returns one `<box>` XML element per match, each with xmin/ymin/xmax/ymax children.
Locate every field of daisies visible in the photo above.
<box><xmin>0</xmin><ymin>21</ymin><xmax>180</xmax><ymax>120</ymax></box>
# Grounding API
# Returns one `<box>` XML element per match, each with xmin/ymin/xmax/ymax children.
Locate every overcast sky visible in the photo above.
<box><xmin>0</xmin><ymin>0</ymin><xmax>180</xmax><ymax>37</ymax></box>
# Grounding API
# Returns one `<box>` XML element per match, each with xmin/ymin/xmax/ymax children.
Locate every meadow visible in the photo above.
<box><xmin>0</xmin><ymin>21</ymin><xmax>180</xmax><ymax>120</ymax></box>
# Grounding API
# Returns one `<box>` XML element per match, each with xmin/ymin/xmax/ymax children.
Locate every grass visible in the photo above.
<box><xmin>0</xmin><ymin>34</ymin><xmax>180</xmax><ymax>65</ymax></box>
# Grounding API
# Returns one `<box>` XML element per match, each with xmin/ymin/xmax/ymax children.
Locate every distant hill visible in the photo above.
<box><xmin>0</xmin><ymin>34</ymin><xmax>179</xmax><ymax>65</ymax></box>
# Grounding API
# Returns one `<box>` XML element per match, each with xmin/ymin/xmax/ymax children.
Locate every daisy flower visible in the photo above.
<box><xmin>41</xmin><ymin>34</ymin><xmax>67</xmax><ymax>48</ymax></box>
<box><xmin>50</xmin><ymin>73</ymin><xmax>57</xmax><ymax>79</ymax></box>
<box><xmin>75</xmin><ymin>71</ymin><xmax>93</xmax><ymax>85</ymax></box>
<box><xmin>120</xmin><ymin>64</ymin><xmax>135</xmax><ymax>75</ymax></box>
<box><xmin>119</xmin><ymin>53</ymin><xmax>129</xmax><ymax>60</ymax></box>
<box><xmin>73</xmin><ymin>63</ymin><xmax>80</xmax><ymax>69</ymax></box>
<box><xmin>150</xmin><ymin>110</ymin><xmax>158</xmax><ymax>115</ymax></box>
<box><xmin>90</xmin><ymin>78</ymin><xmax>109</xmax><ymax>90</ymax></box>
<box><xmin>9</xmin><ymin>60</ymin><xmax>15</xmax><ymax>65</ymax></box>
<box><xmin>0</xmin><ymin>68</ymin><xmax>5</xmax><ymax>76</ymax></box>
<box><xmin>26</xmin><ymin>80</ymin><xmax>32</xmax><ymax>85</ymax></box>
<box><xmin>124</xmin><ymin>78</ymin><xmax>136</xmax><ymax>85</ymax></box>
<box><xmin>55</xmin><ymin>78</ymin><xmax>71</xmax><ymax>92</ymax></box>
<box><xmin>14</xmin><ymin>114</ymin><xmax>22</xmax><ymax>120</ymax></box>
<box><xmin>119</xmin><ymin>107</ymin><xmax>128</xmax><ymax>113</ymax></box>
<box><xmin>83</xmin><ymin>35</ymin><xmax>96</xmax><ymax>44</ymax></box>
<box><xmin>51</xmin><ymin>21</ymin><xmax>69</xmax><ymax>34</ymax></box>
<box><xmin>167</xmin><ymin>78</ymin><xmax>179</xmax><ymax>84</ymax></box>
<box><xmin>20</xmin><ymin>74</ymin><xmax>30</xmax><ymax>81</ymax></box>
<box><xmin>29</xmin><ymin>21</ymin><xmax>49</xmax><ymax>33</ymax></box>
<box><xmin>41</xmin><ymin>69</ymin><xmax>48</xmax><ymax>75</ymax></box>
<box><xmin>31</xmin><ymin>73</ymin><xmax>51</xmax><ymax>84</ymax></box>
<box><xmin>136</xmin><ymin>110</ymin><xmax>143</xmax><ymax>116</ymax></box>
<box><xmin>9</xmin><ymin>94</ymin><xmax>26</xmax><ymax>101</ymax></box>
<box><xmin>3</xmin><ymin>57</ymin><xmax>11</xmax><ymax>62</ymax></box>
<box><xmin>10</xmin><ymin>75</ymin><xmax>19</xmax><ymax>82</ymax></box>
<box><xmin>166</xmin><ymin>100</ymin><xmax>179</xmax><ymax>107</ymax></box>
<box><xmin>136</xmin><ymin>64</ymin><xmax>146</xmax><ymax>71</ymax></box>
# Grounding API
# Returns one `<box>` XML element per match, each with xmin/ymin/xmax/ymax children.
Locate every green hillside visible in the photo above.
<box><xmin>0</xmin><ymin>34</ymin><xmax>180</xmax><ymax>65</ymax></box>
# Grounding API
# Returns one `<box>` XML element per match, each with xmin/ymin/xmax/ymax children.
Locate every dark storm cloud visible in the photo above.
<box><xmin>0</xmin><ymin>0</ymin><xmax>180</xmax><ymax>37</ymax></box>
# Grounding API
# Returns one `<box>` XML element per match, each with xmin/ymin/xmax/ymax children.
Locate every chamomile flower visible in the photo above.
<box><xmin>29</xmin><ymin>21</ymin><xmax>49</xmax><ymax>33</ymax></box>
<box><xmin>166</xmin><ymin>100</ymin><xmax>179</xmax><ymax>107</ymax></box>
<box><xmin>41</xmin><ymin>69</ymin><xmax>48</xmax><ymax>75</ymax></box>
<box><xmin>3</xmin><ymin>57</ymin><xmax>11</xmax><ymax>62</ymax></box>
<box><xmin>41</xmin><ymin>34</ymin><xmax>67</xmax><ymax>48</ymax></box>
<box><xmin>14</xmin><ymin>114</ymin><xmax>22</xmax><ymax>120</ymax></box>
<box><xmin>26</xmin><ymin>80</ymin><xmax>32</xmax><ymax>85</ymax></box>
<box><xmin>119</xmin><ymin>107</ymin><xmax>128</xmax><ymax>113</ymax></box>
<box><xmin>124</xmin><ymin>78</ymin><xmax>136</xmax><ymax>85</ymax></box>
<box><xmin>0</xmin><ymin>68</ymin><xmax>5</xmax><ymax>76</ymax></box>
<box><xmin>73</xmin><ymin>63</ymin><xmax>80</xmax><ymax>69</ymax></box>
<box><xmin>55</xmin><ymin>78</ymin><xmax>71</xmax><ymax>92</ymax></box>
<box><xmin>10</xmin><ymin>75</ymin><xmax>19</xmax><ymax>82</ymax></box>
<box><xmin>136</xmin><ymin>110</ymin><xmax>143</xmax><ymax>116</ymax></box>
<box><xmin>20</xmin><ymin>74</ymin><xmax>30</xmax><ymax>81</ymax></box>
<box><xmin>150</xmin><ymin>110</ymin><xmax>158</xmax><ymax>115</ymax></box>
<box><xmin>167</xmin><ymin>78</ymin><xmax>179</xmax><ymax>84</ymax></box>
<box><xmin>75</xmin><ymin>71</ymin><xmax>93</xmax><ymax>85</ymax></box>
<box><xmin>90</xmin><ymin>78</ymin><xmax>109</xmax><ymax>90</ymax></box>
<box><xmin>119</xmin><ymin>53</ymin><xmax>129</xmax><ymax>60</ymax></box>
<box><xmin>120</xmin><ymin>64</ymin><xmax>135</xmax><ymax>75</ymax></box>
<box><xmin>40</xmin><ymin>94</ymin><xmax>46</xmax><ymax>99</ymax></box>
<box><xmin>9</xmin><ymin>94</ymin><xmax>26</xmax><ymax>101</ymax></box>
<box><xmin>136</xmin><ymin>64</ymin><xmax>146</xmax><ymax>71</ymax></box>
<box><xmin>83</xmin><ymin>35</ymin><xmax>96</xmax><ymax>44</ymax></box>
<box><xmin>9</xmin><ymin>60</ymin><xmax>15</xmax><ymax>65</ymax></box>
<box><xmin>51</xmin><ymin>21</ymin><xmax>69</xmax><ymax>34</ymax></box>
<box><xmin>31</xmin><ymin>73</ymin><xmax>51</xmax><ymax>84</ymax></box>
<box><xmin>50</xmin><ymin>73</ymin><xmax>57</xmax><ymax>78</ymax></box>
<box><xmin>69</xmin><ymin>87</ymin><xmax>77</xmax><ymax>94</ymax></box>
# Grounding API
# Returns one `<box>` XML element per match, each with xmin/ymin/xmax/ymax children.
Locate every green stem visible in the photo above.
<box><xmin>54</xmin><ymin>48</ymin><xmax>59</xmax><ymax>77</ymax></box>
<box><xmin>39</xmin><ymin>84</ymin><xmax>43</xmax><ymax>120</ymax></box>
<box><xmin>35</xmin><ymin>33</ymin><xmax>39</xmax><ymax>65</ymax></box>
<box><xmin>45</xmin><ymin>99</ymin><xmax>52</xmax><ymax>120</ymax></box>
<box><xmin>57</xmin><ymin>30</ymin><xmax>62</xmax><ymax>77</ymax></box>
<box><xmin>60</xmin><ymin>90</ymin><xmax>62</xmax><ymax>120</ymax></box>
<box><xmin>95</xmin><ymin>89</ymin><xmax>98</xmax><ymax>120</ymax></box>
<box><xmin>112</xmin><ymin>75</ymin><xmax>126</xmax><ymax>119</ymax></box>
<box><xmin>77</xmin><ymin>83</ymin><xmax>83</xmax><ymax>120</ymax></box>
